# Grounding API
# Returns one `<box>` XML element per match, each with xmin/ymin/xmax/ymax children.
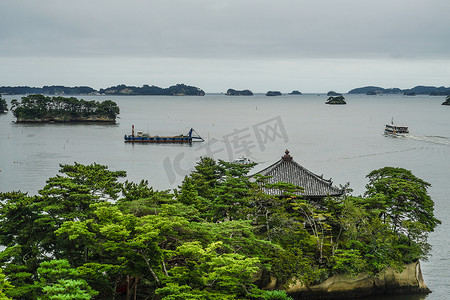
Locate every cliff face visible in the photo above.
<box><xmin>267</xmin><ymin>261</ymin><xmax>430</xmax><ymax>299</ymax></box>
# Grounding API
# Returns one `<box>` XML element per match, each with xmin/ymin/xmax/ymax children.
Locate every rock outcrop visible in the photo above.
<box><xmin>266</xmin><ymin>262</ymin><xmax>430</xmax><ymax>299</ymax></box>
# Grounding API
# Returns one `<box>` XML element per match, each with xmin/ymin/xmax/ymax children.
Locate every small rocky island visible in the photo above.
<box><xmin>288</xmin><ymin>90</ymin><xmax>302</xmax><ymax>95</ymax></box>
<box><xmin>11</xmin><ymin>94</ymin><xmax>119</xmax><ymax>123</ymax></box>
<box><xmin>327</xmin><ymin>91</ymin><xmax>343</xmax><ymax>96</ymax></box>
<box><xmin>226</xmin><ymin>88</ymin><xmax>253</xmax><ymax>96</ymax></box>
<box><xmin>326</xmin><ymin>95</ymin><xmax>347</xmax><ymax>105</ymax></box>
<box><xmin>0</xmin><ymin>96</ymin><xmax>7</xmax><ymax>113</ymax></box>
<box><xmin>442</xmin><ymin>95</ymin><xmax>450</xmax><ymax>105</ymax></box>
<box><xmin>266</xmin><ymin>91</ymin><xmax>282</xmax><ymax>96</ymax></box>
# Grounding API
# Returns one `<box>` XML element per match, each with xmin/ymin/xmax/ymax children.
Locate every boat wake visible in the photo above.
<box><xmin>405</xmin><ymin>135</ymin><xmax>450</xmax><ymax>146</ymax></box>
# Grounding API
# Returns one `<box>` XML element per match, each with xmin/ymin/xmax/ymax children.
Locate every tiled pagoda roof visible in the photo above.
<box><xmin>252</xmin><ymin>150</ymin><xmax>344</xmax><ymax>198</ymax></box>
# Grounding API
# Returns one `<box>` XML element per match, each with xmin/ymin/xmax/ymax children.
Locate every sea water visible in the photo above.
<box><xmin>0</xmin><ymin>93</ymin><xmax>449</xmax><ymax>299</ymax></box>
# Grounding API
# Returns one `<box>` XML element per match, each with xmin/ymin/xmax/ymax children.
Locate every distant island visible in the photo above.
<box><xmin>0</xmin><ymin>85</ymin><xmax>97</xmax><ymax>95</ymax></box>
<box><xmin>226</xmin><ymin>89</ymin><xmax>253</xmax><ymax>96</ymax></box>
<box><xmin>100</xmin><ymin>84</ymin><xmax>205</xmax><ymax>96</ymax></box>
<box><xmin>0</xmin><ymin>83</ymin><xmax>205</xmax><ymax>96</ymax></box>
<box><xmin>288</xmin><ymin>90</ymin><xmax>302</xmax><ymax>95</ymax></box>
<box><xmin>0</xmin><ymin>95</ymin><xmax>7</xmax><ymax>113</ymax></box>
<box><xmin>266</xmin><ymin>91</ymin><xmax>282</xmax><ymax>96</ymax></box>
<box><xmin>11</xmin><ymin>94</ymin><xmax>119</xmax><ymax>123</ymax></box>
<box><xmin>348</xmin><ymin>85</ymin><xmax>450</xmax><ymax>96</ymax></box>
<box><xmin>326</xmin><ymin>95</ymin><xmax>346</xmax><ymax>105</ymax></box>
<box><xmin>442</xmin><ymin>95</ymin><xmax>450</xmax><ymax>105</ymax></box>
<box><xmin>327</xmin><ymin>91</ymin><xmax>343</xmax><ymax>96</ymax></box>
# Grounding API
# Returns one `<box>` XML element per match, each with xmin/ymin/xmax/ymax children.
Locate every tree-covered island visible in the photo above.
<box><xmin>11</xmin><ymin>94</ymin><xmax>119</xmax><ymax>123</ymax></box>
<box><xmin>0</xmin><ymin>159</ymin><xmax>439</xmax><ymax>299</ymax></box>
<box><xmin>442</xmin><ymin>95</ymin><xmax>450</xmax><ymax>105</ymax></box>
<box><xmin>326</xmin><ymin>95</ymin><xmax>346</xmax><ymax>105</ymax></box>
<box><xmin>0</xmin><ymin>95</ymin><xmax>7</xmax><ymax>113</ymax></box>
<box><xmin>0</xmin><ymin>84</ymin><xmax>206</xmax><ymax>96</ymax></box>
<box><xmin>288</xmin><ymin>90</ymin><xmax>302</xmax><ymax>95</ymax></box>
<box><xmin>266</xmin><ymin>91</ymin><xmax>282</xmax><ymax>96</ymax></box>
<box><xmin>226</xmin><ymin>89</ymin><xmax>254</xmax><ymax>96</ymax></box>
<box><xmin>0</xmin><ymin>85</ymin><xmax>97</xmax><ymax>95</ymax></box>
<box><xmin>348</xmin><ymin>85</ymin><xmax>450</xmax><ymax>96</ymax></box>
<box><xmin>99</xmin><ymin>83</ymin><xmax>205</xmax><ymax>96</ymax></box>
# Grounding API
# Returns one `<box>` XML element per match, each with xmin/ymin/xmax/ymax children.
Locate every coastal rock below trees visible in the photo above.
<box><xmin>267</xmin><ymin>261</ymin><xmax>430</xmax><ymax>299</ymax></box>
<box><xmin>442</xmin><ymin>95</ymin><xmax>450</xmax><ymax>105</ymax></box>
<box><xmin>16</xmin><ymin>116</ymin><xmax>116</xmax><ymax>123</ymax></box>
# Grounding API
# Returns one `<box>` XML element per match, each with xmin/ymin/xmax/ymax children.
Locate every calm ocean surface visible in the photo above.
<box><xmin>0</xmin><ymin>93</ymin><xmax>449</xmax><ymax>299</ymax></box>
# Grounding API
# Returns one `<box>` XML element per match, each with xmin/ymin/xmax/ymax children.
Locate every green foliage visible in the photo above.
<box><xmin>0</xmin><ymin>268</ymin><xmax>13</xmax><ymax>299</ymax></box>
<box><xmin>0</xmin><ymin>161</ymin><xmax>440</xmax><ymax>299</ymax></box>
<box><xmin>329</xmin><ymin>249</ymin><xmax>367</xmax><ymax>276</ymax></box>
<box><xmin>365</xmin><ymin>167</ymin><xmax>440</xmax><ymax>261</ymax></box>
<box><xmin>10</xmin><ymin>94</ymin><xmax>119</xmax><ymax>121</ymax></box>
<box><xmin>0</xmin><ymin>163</ymin><xmax>127</xmax><ymax>298</ymax></box>
<box><xmin>36</xmin><ymin>259</ymin><xmax>98</xmax><ymax>299</ymax></box>
<box><xmin>161</xmin><ymin>241</ymin><xmax>261</xmax><ymax>299</ymax></box>
<box><xmin>0</xmin><ymin>96</ymin><xmax>7</xmax><ymax>113</ymax></box>
<box><xmin>262</xmin><ymin>290</ymin><xmax>294</xmax><ymax>300</ymax></box>
<box><xmin>41</xmin><ymin>279</ymin><xmax>95</xmax><ymax>300</ymax></box>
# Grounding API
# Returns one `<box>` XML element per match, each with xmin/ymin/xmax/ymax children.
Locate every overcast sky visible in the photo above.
<box><xmin>1</xmin><ymin>0</ymin><xmax>449</xmax><ymax>93</ymax></box>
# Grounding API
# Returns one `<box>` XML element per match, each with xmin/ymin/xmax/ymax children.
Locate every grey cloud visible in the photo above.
<box><xmin>2</xmin><ymin>0</ymin><xmax>450</xmax><ymax>59</ymax></box>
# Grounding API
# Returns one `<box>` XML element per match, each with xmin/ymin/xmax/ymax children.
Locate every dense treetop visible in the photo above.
<box><xmin>0</xmin><ymin>160</ymin><xmax>440</xmax><ymax>299</ymax></box>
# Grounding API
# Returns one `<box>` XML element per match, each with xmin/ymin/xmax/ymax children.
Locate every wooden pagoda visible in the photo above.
<box><xmin>252</xmin><ymin>150</ymin><xmax>344</xmax><ymax>200</ymax></box>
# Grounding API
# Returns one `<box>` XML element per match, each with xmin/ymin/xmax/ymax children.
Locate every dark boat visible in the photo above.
<box><xmin>124</xmin><ymin>125</ymin><xmax>204</xmax><ymax>144</ymax></box>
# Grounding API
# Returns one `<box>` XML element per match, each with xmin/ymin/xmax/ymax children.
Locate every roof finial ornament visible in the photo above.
<box><xmin>282</xmin><ymin>149</ymin><xmax>293</xmax><ymax>161</ymax></box>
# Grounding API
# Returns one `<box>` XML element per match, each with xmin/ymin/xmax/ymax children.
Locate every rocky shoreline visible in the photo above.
<box><xmin>15</xmin><ymin>116</ymin><xmax>116</xmax><ymax>123</ymax></box>
<box><xmin>265</xmin><ymin>261</ymin><xmax>429</xmax><ymax>299</ymax></box>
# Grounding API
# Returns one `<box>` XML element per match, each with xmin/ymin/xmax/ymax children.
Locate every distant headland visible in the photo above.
<box><xmin>348</xmin><ymin>85</ymin><xmax>450</xmax><ymax>96</ymax></box>
<box><xmin>0</xmin><ymin>83</ymin><xmax>205</xmax><ymax>96</ymax></box>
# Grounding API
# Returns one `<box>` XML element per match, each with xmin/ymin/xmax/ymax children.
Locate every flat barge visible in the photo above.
<box><xmin>124</xmin><ymin>125</ymin><xmax>204</xmax><ymax>144</ymax></box>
